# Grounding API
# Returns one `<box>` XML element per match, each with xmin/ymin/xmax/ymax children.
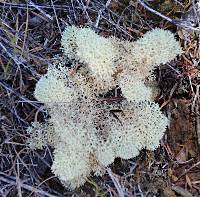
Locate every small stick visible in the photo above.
<box><xmin>0</xmin><ymin>176</ymin><xmax>58</xmax><ymax>197</ymax></box>
<box><xmin>191</xmin><ymin>84</ymin><xmax>199</xmax><ymax>112</ymax></box>
<box><xmin>107</xmin><ymin>168</ymin><xmax>125</xmax><ymax>197</ymax></box>
<box><xmin>134</xmin><ymin>0</ymin><xmax>200</xmax><ymax>31</ymax></box>
<box><xmin>0</xmin><ymin>81</ymin><xmax>43</xmax><ymax>111</ymax></box>
<box><xmin>95</xmin><ymin>0</ymin><xmax>112</xmax><ymax>27</ymax></box>
<box><xmin>29</xmin><ymin>0</ymin><xmax>53</xmax><ymax>20</ymax></box>
<box><xmin>176</xmin><ymin>161</ymin><xmax>200</xmax><ymax>181</ymax></box>
<box><xmin>50</xmin><ymin>0</ymin><xmax>62</xmax><ymax>34</ymax></box>
<box><xmin>0</xmin><ymin>2</ymin><xmax>74</xmax><ymax>10</ymax></box>
<box><xmin>21</xmin><ymin>3</ymin><xmax>29</xmax><ymax>55</ymax></box>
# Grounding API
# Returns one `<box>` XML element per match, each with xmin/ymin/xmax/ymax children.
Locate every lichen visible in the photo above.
<box><xmin>27</xmin><ymin>26</ymin><xmax>182</xmax><ymax>189</ymax></box>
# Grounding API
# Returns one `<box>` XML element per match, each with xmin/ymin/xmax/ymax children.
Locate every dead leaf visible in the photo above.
<box><xmin>176</xmin><ymin>147</ymin><xmax>187</xmax><ymax>163</ymax></box>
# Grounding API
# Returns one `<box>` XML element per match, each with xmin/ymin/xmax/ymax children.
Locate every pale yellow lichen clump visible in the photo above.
<box><xmin>26</xmin><ymin>122</ymin><xmax>56</xmax><ymax>149</ymax></box>
<box><xmin>119</xmin><ymin>71</ymin><xmax>152</xmax><ymax>102</ymax></box>
<box><xmin>62</xmin><ymin>26</ymin><xmax>118</xmax><ymax>81</ymax></box>
<box><xmin>128</xmin><ymin>28</ymin><xmax>182</xmax><ymax>79</ymax></box>
<box><xmin>61</xmin><ymin>25</ymin><xmax>78</xmax><ymax>60</ymax></box>
<box><xmin>52</xmin><ymin>138</ymin><xmax>92</xmax><ymax>189</ymax></box>
<box><xmin>27</xmin><ymin>26</ymin><xmax>182</xmax><ymax>189</ymax></box>
<box><xmin>34</xmin><ymin>65</ymin><xmax>75</xmax><ymax>103</ymax></box>
<box><xmin>69</xmin><ymin>67</ymin><xmax>116</xmax><ymax>98</ymax></box>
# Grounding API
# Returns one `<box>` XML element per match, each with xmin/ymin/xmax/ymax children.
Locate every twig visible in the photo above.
<box><xmin>16</xmin><ymin>159</ymin><xmax>22</xmax><ymax>197</ymax></box>
<box><xmin>50</xmin><ymin>0</ymin><xmax>62</xmax><ymax>34</ymax></box>
<box><xmin>0</xmin><ymin>40</ymin><xmax>39</xmax><ymax>77</ymax></box>
<box><xmin>173</xmin><ymin>0</ymin><xmax>184</xmax><ymax>7</ymax></box>
<box><xmin>192</xmin><ymin>84</ymin><xmax>199</xmax><ymax>112</ymax></box>
<box><xmin>0</xmin><ymin>42</ymin><xmax>21</xmax><ymax>65</ymax></box>
<box><xmin>0</xmin><ymin>176</ymin><xmax>58</xmax><ymax>197</ymax></box>
<box><xmin>160</xmin><ymin>82</ymin><xmax>179</xmax><ymax>109</ymax></box>
<box><xmin>176</xmin><ymin>161</ymin><xmax>200</xmax><ymax>181</ymax></box>
<box><xmin>135</xmin><ymin>0</ymin><xmax>200</xmax><ymax>32</ymax></box>
<box><xmin>137</xmin><ymin>184</ymin><xmax>145</xmax><ymax>197</ymax></box>
<box><xmin>75</xmin><ymin>0</ymin><xmax>92</xmax><ymax>24</ymax></box>
<box><xmin>134</xmin><ymin>0</ymin><xmax>174</xmax><ymax>22</ymax></box>
<box><xmin>95</xmin><ymin>0</ymin><xmax>112</xmax><ymax>27</ymax></box>
<box><xmin>107</xmin><ymin>168</ymin><xmax>125</xmax><ymax>197</ymax></box>
<box><xmin>28</xmin><ymin>176</ymin><xmax>56</xmax><ymax>197</ymax></box>
<box><xmin>191</xmin><ymin>1</ymin><xmax>200</xmax><ymax>25</ymax></box>
<box><xmin>197</xmin><ymin>111</ymin><xmax>200</xmax><ymax>146</ymax></box>
<box><xmin>95</xmin><ymin>10</ymin><xmax>102</xmax><ymax>28</ymax></box>
<box><xmin>0</xmin><ymin>81</ymin><xmax>43</xmax><ymax>111</ymax></box>
<box><xmin>192</xmin><ymin>85</ymin><xmax>200</xmax><ymax>145</ymax></box>
<box><xmin>172</xmin><ymin>185</ymin><xmax>193</xmax><ymax>197</ymax></box>
<box><xmin>29</xmin><ymin>0</ymin><xmax>53</xmax><ymax>20</ymax></box>
<box><xmin>189</xmin><ymin>76</ymin><xmax>194</xmax><ymax>94</ymax></box>
<box><xmin>70</xmin><ymin>0</ymin><xmax>78</xmax><ymax>21</ymax></box>
<box><xmin>21</xmin><ymin>3</ymin><xmax>29</xmax><ymax>56</ymax></box>
<box><xmin>166</xmin><ymin>63</ymin><xmax>182</xmax><ymax>75</ymax></box>
<box><xmin>0</xmin><ymin>2</ymin><xmax>74</xmax><ymax>10</ymax></box>
<box><xmin>101</xmin><ymin>15</ymin><xmax>133</xmax><ymax>37</ymax></box>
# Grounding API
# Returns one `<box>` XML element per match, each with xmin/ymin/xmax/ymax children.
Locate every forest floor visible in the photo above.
<box><xmin>0</xmin><ymin>0</ymin><xmax>199</xmax><ymax>196</ymax></box>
